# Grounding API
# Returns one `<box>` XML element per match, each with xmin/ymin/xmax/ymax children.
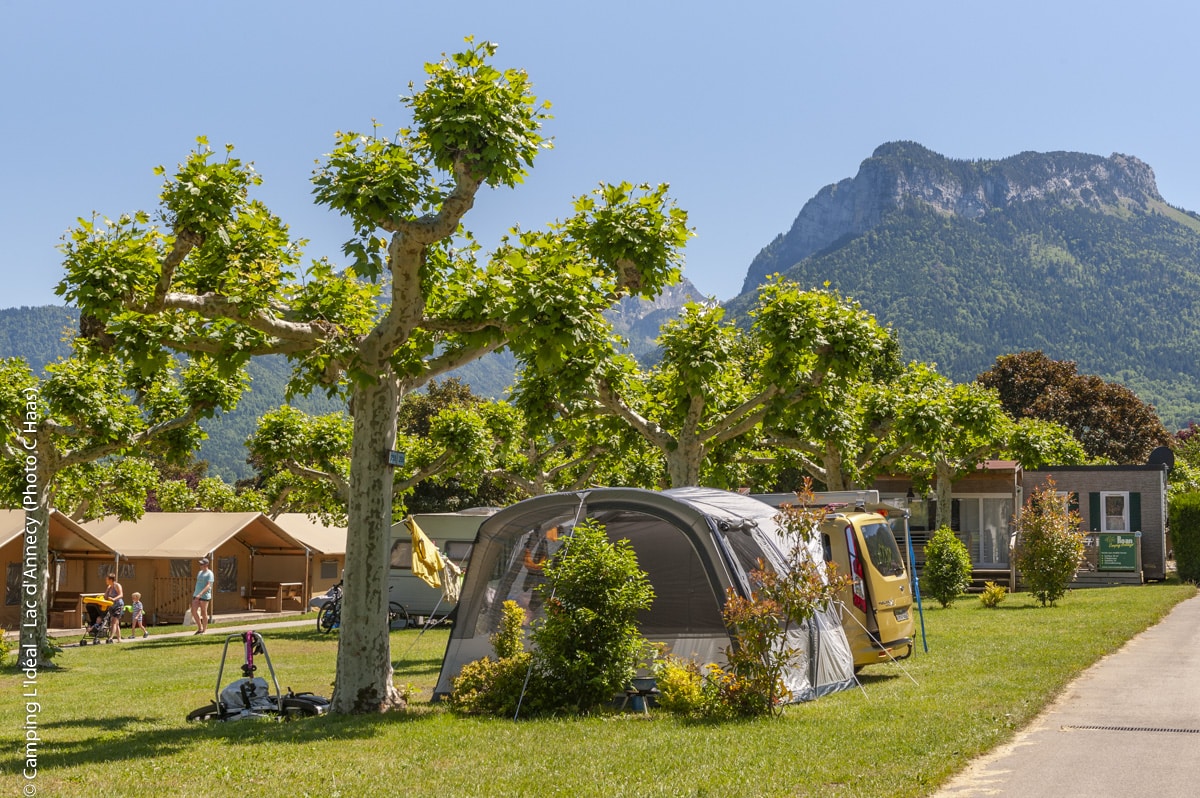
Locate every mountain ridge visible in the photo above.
<box><xmin>733</xmin><ymin>142</ymin><xmax>1200</xmax><ymax>430</ymax></box>
<box><xmin>742</xmin><ymin>142</ymin><xmax>1171</xmax><ymax>294</ymax></box>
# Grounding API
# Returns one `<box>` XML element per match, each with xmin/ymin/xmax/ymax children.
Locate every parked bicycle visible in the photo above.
<box><xmin>316</xmin><ymin>581</ymin><xmax>409</xmax><ymax>633</ymax></box>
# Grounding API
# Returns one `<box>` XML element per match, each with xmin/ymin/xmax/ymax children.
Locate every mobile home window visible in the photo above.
<box><xmin>389</xmin><ymin>540</ymin><xmax>412</xmax><ymax>570</ymax></box>
<box><xmin>1101</xmin><ymin>492</ymin><xmax>1129</xmax><ymax>532</ymax></box>
<box><xmin>320</xmin><ymin>559</ymin><xmax>339</xmax><ymax>580</ymax></box>
<box><xmin>444</xmin><ymin>541</ymin><xmax>474</xmax><ymax>565</ymax></box>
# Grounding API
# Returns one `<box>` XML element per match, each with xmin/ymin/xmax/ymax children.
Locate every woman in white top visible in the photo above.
<box><xmin>191</xmin><ymin>557</ymin><xmax>215</xmax><ymax>634</ymax></box>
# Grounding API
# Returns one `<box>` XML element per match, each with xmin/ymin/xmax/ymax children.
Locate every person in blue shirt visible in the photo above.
<box><xmin>191</xmin><ymin>557</ymin><xmax>215</xmax><ymax>634</ymax></box>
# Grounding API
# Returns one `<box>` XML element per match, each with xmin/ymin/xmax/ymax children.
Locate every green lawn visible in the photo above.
<box><xmin>6</xmin><ymin>582</ymin><xmax>1195</xmax><ymax>797</ymax></box>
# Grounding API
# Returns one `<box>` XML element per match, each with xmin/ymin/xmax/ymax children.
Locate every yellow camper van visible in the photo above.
<box><xmin>756</xmin><ymin>492</ymin><xmax>915</xmax><ymax>670</ymax></box>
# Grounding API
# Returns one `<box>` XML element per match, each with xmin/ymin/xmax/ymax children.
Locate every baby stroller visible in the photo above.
<box><xmin>80</xmin><ymin>594</ymin><xmax>119</xmax><ymax>645</ymax></box>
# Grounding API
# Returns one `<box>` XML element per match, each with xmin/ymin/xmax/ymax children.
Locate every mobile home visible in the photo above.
<box><xmin>387</xmin><ymin>508</ymin><xmax>496</xmax><ymax>622</ymax></box>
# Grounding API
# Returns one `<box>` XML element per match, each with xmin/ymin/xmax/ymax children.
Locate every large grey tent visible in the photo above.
<box><xmin>434</xmin><ymin>487</ymin><xmax>855</xmax><ymax>702</ymax></box>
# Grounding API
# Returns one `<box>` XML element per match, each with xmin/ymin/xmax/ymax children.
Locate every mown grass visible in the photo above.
<box><xmin>6</xmin><ymin>582</ymin><xmax>1195</xmax><ymax>797</ymax></box>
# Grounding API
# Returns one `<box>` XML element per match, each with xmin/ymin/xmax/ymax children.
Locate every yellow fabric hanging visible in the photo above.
<box><xmin>407</xmin><ymin>516</ymin><xmax>443</xmax><ymax>588</ymax></box>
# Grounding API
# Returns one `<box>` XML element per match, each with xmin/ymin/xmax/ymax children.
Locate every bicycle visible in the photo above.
<box><xmin>316</xmin><ymin>582</ymin><xmax>342</xmax><ymax>634</ymax></box>
<box><xmin>317</xmin><ymin>582</ymin><xmax>409</xmax><ymax>633</ymax></box>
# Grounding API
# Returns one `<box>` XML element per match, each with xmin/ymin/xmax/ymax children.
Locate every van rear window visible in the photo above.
<box><xmin>861</xmin><ymin>523</ymin><xmax>904</xmax><ymax>576</ymax></box>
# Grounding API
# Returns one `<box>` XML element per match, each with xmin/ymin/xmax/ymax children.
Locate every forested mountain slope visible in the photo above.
<box><xmin>734</xmin><ymin>142</ymin><xmax>1200</xmax><ymax>429</ymax></box>
<box><xmin>0</xmin><ymin>278</ymin><xmax>702</xmax><ymax>479</ymax></box>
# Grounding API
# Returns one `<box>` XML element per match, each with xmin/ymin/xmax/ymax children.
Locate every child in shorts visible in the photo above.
<box><xmin>130</xmin><ymin>592</ymin><xmax>149</xmax><ymax>638</ymax></box>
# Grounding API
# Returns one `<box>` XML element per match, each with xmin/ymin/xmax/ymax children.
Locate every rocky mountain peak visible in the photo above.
<box><xmin>741</xmin><ymin>143</ymin><xmax>1164</xmax><ymax>294</ymax></box>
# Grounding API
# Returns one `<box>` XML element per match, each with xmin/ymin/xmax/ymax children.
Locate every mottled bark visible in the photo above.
<box><xmin>18</xmin><ymin>460</ymin><xmax>55</xmax><ymax>668</ymax></box>
<box><xmin>331</xmin><ymin>373</ymin><xmax>405</xmax><ymax>713</ymax></box>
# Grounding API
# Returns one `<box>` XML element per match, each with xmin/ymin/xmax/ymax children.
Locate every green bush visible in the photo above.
<box><xmin>1169</xmin><ymin>491</ymin><xmax>1200</xmax><ymax>583</ymax></box>
<box><xmin>530</xmin><ymin>518</ymin><xmax>655</xmax><ymax>714</ymax></box>
<box><xmin>923</xmin><ymin>526</ymin><xmax>974</xmax><ymax>607</ymax></box>
<box><xmin>653</xmin><ymin>654</ymin><xmax>706</xmax><ymax>716</ymax></box>
<box><xmin>979</xmin><ymin>581</ymin><xmax>1007</xmax><ymax>609</ymax></box>
<box><xmin>1015</xmin><ymin>480</ymin><xmax>1085</xmax><ymax>606</ymax></box>
<box><xmin>491</xmin><ymin>600</ymin><xmax>526</xmax><ymax>660</ymax></box>
<box><xmin>447</xmin><ymin>651</ymin><xmax>534</xmax><ymax>716</ymax></box>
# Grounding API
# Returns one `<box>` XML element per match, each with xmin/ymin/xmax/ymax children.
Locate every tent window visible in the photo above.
<box><xmin>320</xmin><ymin>559</ymin><xmax>338</xmax><ymax>580</ymax></box>
<box><xmin>217</xmin><ymin>556</ymin><xmax>237</xmax><ymax>593</ymax></box>
<box><xmin>169</xmin><ymin>559</ymin><xmax>191</xmax><ymax>578</ymax></box>
<box><xmin>469</xmin><ymin>521</ymin><xmax>571</xmax><ymax>634</ymax></box>
<box><xmin>5</xmin><ymin>563</ymin><xmax>18</xmax><ymax>606</ymax></box>
<box><xmin>97</xmin><ymin>563</ymin><xmax>135</xmax><ymax>579</ymax></box>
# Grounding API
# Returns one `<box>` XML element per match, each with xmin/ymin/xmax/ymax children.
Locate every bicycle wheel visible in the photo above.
<box><xmin>387</xmin><ymin>601</ymin><xmax>410</xmax><ymax>630</ymax></box>
<box><xmin>317</xmin><ymin>601</ymin><xmax>340</xmax><ymax>634</ymax></box>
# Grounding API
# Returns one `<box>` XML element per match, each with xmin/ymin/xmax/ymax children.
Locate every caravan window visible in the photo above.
<box><xmin>444</xmin><ymin>541</ymin><xmax>473</xmax><ymax>565</ymax></box>
<box><xmin>389</xmin><ymin>540</ymin><xmax>412</xmax><ymax>570</ymax></box>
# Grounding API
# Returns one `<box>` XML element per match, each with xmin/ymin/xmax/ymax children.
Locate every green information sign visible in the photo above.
<box><xmin>1098</xmin><ymin>533</ymin><xmax>1138</xmax><ymax>571</ymax></box>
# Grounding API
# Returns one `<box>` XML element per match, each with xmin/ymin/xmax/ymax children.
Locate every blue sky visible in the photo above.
<box><xmin>2</xmin><ymin>0</ymin><xmax>1197</xmax><ymax>308</ymax></box>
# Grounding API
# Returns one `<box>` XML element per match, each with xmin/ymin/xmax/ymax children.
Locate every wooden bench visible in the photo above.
<box><xmin>250</xmin><ymin>581</ymin><xmax>283</xmax><ymax>613</ymax></box>
<box><xmin>49</xmin><ymin>591</ymin><xmax>83</xmax><ymax>629</ymax></box>
<box><xmin>249</xmin><ymin>581</ymin><xmax>304</xmax><ymax>613</ymax></box>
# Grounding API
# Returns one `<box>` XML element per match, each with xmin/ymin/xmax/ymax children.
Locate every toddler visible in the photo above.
<box><xmin>130</xmin><ymin>592</ymin><xmax>149</xmax><ymax>638</ymax></box>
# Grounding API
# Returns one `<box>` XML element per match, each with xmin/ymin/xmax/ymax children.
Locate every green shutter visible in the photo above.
<box><xmin>1130</xmin><ymin>492</ymin><xmax>1142</xmax><ymax>532</ymax></box>
<box><xmin>1068</xmin><ymin>492</ymin><xmax>1080</xmax><ymax>515</ymax></box>
<box><xmin>1089</xmin><ymin>492</ymin><xmax>1102</xmax><ymax>532</ymax></box>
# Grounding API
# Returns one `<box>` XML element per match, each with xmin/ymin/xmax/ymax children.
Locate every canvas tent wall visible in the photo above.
<box><xmin>434</xmin><ymin>487</ymin><xmax>854</xmax><ymax>702</ymax></box>
<box><xmin>1</xmin><ymin>509</ymin><xmax>117</xmax><ymax>630</ymax></box>
<box><xmin>273</xmin><ymin>513</ymin><xmax>347</xmax><ymax>599</ymax></box>
<box><xmin>85</xmin><ymin>513</ymin><xmax>310</xmax><ymax>621</ymax></box>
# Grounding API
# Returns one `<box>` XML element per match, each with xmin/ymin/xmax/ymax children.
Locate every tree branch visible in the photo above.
<box><xmin>150</xmin><ymin>229</ymin><xmax>204</xmax><ymax>311</ymax></box>
<box><xmin>414</xmin><ymin>339</ymin><xmax>508</xmax><ymax>388</ymax></box>
<box><xmin>157</xmin><ymin>292</ymin><xmax>326</xmax><ymax>344</ymax></box>
<box><xmin>594</xmin><ymin>379</ymin><xmax>675</xmax><ymax>452</ymax></box>
<box><xmin>282</xmin><ymin>461</ymin><xmax>350</xmax><ymax>505</ymax></box>
<box><xmin>391</xmin><ymin>451</ymin><xmax>453</xmax><ymax>495</ymax></box>
<box><xmin>56</xmin><ymin>405</ymin><xmax>206</xmax><ymax>470</ymax></box>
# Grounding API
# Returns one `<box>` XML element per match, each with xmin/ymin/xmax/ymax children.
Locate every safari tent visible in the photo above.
<box><xmin>273</xmin><ymin>513</ymin><xmax>347</xmax><ymax>600</ymax></box>
<box><xmin>85</xmin><ymin>512</ymin><xmax>310</xmax><ymax>622</ymax></box>
<box><xmin>434</xmin><ymin>487</ymin><xmax>855</xmax><ymax>702</ymax></box>
<box><xmin>1</xmin><ymin>509</ymin><xmax>116</xmax><ymax>630</ymax></box>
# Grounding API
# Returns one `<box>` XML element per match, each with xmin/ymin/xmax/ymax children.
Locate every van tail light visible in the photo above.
<box><xmin>845</xmin><ymin>525</ymin><xmax>868</xmax><ymax>613</ymax></box>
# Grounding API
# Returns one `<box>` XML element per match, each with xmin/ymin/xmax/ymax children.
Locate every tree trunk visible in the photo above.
<box><xmin>331</xmin><ymin>373</ymin><xmax>405</xmax><ymax>713</ymax></box>
<box><xmin>822</xmin><ymin>442</ymin><xmax>848</xmax><ymax>491</ymax></box>
<box><xmin>934</xmin><ymin>460</ymin><xmax>955</xmax><ymax>531</ymax></box>
<box><xmin>665</xmin><ymin>436</ymin><xmax>702</xmax><ymax>488</ymax></box>
<box><xmin>19</xmin><ymin>452</ymin><xmax>55</xmax><ymax>669</ymax></box>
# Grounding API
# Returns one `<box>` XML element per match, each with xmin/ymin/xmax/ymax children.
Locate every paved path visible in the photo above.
<box><xmin>932</xmin><ymin>593</ymin><xmax>1200</xmax><ymax>797</ymax></box>
<box><xmin>58</xmin><ymin>613</ymin><xmax>314</xmax><ymax>646</ymax></box>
